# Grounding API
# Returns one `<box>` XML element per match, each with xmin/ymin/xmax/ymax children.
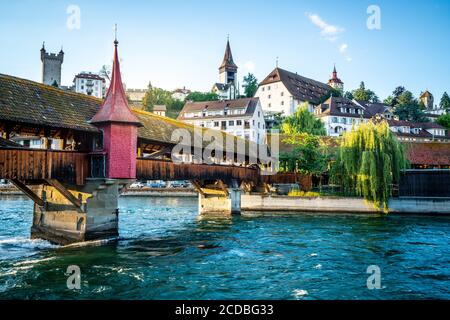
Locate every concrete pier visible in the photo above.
<box><xmin>31</xmin><ymin>180</ymin><xmax>128</xmax><ymax>245</ymax></box>
<box><xmin>199</xmin><ymin>188</ymin><xmax>241</xmax><ymax>216</ymax></box>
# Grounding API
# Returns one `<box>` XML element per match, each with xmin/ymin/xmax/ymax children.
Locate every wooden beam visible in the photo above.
<box><xmin>145</xmin><ymin>146</ymin><xmax>172</xmax><ymax>159</ymax></box>
<box><xmin>45</xmin><ymin>179</ymin><xmax>82</xmax><ymax>209</ymax></box>
<box><xmin>10</xmin><ymin>179</ymin><xmax>45</xmax><ymax>207</ymax></box>
<box><xmin>190</xmin><ymin>180</ymin><xmax>205</xmax><ymax>196</ymax></box>
<box><xmin>217</xmin><ymin>180</ymin><xmax>229</xmax><ymax>197</ymax></box>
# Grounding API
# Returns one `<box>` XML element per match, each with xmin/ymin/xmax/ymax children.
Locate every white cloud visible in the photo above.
<box><xmin>244</xmin><ymin>61</ymin><xmax>255</xmax><ymax>72</ymax></box>
<box><xmin>307</xmin><ymin>13</ymin><xmax>352</xmax><ymax>62</ymax></box>
<box><xmin>307</xmin><ymin>13</ymin><xmax>344</xmax><ymax>41</ymax></box>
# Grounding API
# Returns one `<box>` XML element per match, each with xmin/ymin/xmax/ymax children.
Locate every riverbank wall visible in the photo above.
<box><xmin>241</xmin><ymin>194</ymin><xmax>450</xmax><ymax>215</ymax></box>
<box><xmin>121</xmin><ymin>188</ymin><xmax>197</xmax><ymax>197</ymax></box>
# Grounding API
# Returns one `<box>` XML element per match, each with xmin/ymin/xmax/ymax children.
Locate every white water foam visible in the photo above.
<box><xmin>61</xmin><ymin>237</ymin><xmax>117</xmax><ymax>249</ymax></box>
<box><xmin>0</xmin><ymin>237</ymin><xmax>57</xmax><ymax>250</ymax></box>
<box><xmin>13</xmin><ymin>257</ymin><xmax>56</xmax><ymax>266</ymax></box>
<box><xmin>292</xmin><ymin>289</ymin><xmax>308</xmax><ymax>299</ymax></box>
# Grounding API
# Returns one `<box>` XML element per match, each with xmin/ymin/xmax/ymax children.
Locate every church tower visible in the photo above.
<box><xmin>219</xmin><ymin>39</ymin><xmax>238</xmax><ymax>88</ymax></box>
<box><xmin>327</xmin><ymin>64</ymin><xmax>344</xmax><ymax>92</ymax></box>
<box><xmin>40</xmin><ymin>42</ymin><xmax>64</xmax><ymax>87</ymax></box>
<box><xmin>420</xmin><ymin>91</ymin><xmax>434</xmax><ymax>110</ymax></box>
<box><xmin>90</xmin><ymin>36</ymin><xmax>142</xmax><ymax>179</ymax></box>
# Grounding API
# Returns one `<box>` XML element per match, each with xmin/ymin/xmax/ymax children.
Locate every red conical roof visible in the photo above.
<box><xmin>91</xmin><ymin>40</ymin><xmax>141</xmax><ymax>126</ymax></box>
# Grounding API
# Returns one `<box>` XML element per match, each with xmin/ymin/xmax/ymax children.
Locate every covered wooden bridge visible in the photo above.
<box><xmin>0</xmin><ymin>39</ymin><xmax>302</xmax><ymax>245</ymax></box>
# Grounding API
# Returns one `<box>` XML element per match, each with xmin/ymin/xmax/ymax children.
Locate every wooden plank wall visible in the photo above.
<box><xmin>136</xmin><ymin>158</ymin><xmax>304</xmax><ymax>184</ymax></box>
<box><xmin>0</xmin><ymin>148</ymin><xmax>88</xmax><ymax>185</ymax></box>
<box><xmin>399</xmin><ymin>170</ymin><xmax>450</xmax><ymax>198</ymax></box>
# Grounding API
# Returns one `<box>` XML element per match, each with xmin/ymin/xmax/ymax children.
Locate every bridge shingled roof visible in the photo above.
<box><xmin>0</xmin><ymin>74</ymin><xmax>253</xmax><ymax>156</ymax></box>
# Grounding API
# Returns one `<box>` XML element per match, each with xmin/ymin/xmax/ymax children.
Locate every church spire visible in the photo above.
<box><xmin>328</xmin><ymin>64</ymin><xmax>344</xmax><ymax>92</ymax></box>
<box><xmin>219</xmin><ymin>38</ymin><xmax>238</xmax><ymax>72</ymax></box>
<box><xmin>90</xmin><ymin>36</ymin><xmax>141</xmax><ymax>125</ymax></box>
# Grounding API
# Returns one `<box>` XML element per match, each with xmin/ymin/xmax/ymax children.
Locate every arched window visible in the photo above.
<box><xmin>334</xmin><ymin>126</ymin><xmax>344</xmax><ymax>135</ymax></box>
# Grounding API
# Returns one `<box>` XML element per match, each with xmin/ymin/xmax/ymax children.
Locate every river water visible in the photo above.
<box><xmin>0</xmin><ymin>195</ymin><xmax>449</xmax><ymax>300</ymax></box>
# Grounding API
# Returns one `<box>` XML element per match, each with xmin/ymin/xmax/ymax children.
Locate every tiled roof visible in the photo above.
<box><xmin>356</xmin><ymin>101</ymin><xmax>392</xmax><ymax>118</ymax></box>
<box><xmin>90</xmin><ymin>43</ymin><xmax>141</xmax><ymax>125</ymax></box>
<box><xmin>420</xmin><ymin>91</ymin><xmax>433</xmax><ymax>99</ymax></box>
<box><xmin>177</xmin><ymin>98</ymin><xmax>259</xmax><ymax>120</ymax></box>
<box><xmin>405</xmin><ymin>142</ymin><xmax>450</xmax><ymax>166</ymax></box>
<box><xmin>213</xmin><ymin>83</ymin><xmax>230</xmax><ymax>91</ymax></box>
<box><xmin>259</xmin><ymin>68</ymin><xmax>332</xmax><ymax>105</ymax></box>
<box><xmin>0</xmin><ymin>73</ymin><xmax>101</xmax><ymax>132</ymax></box>
<box><xmin>315</xmin><ymin>96</ymin><xmax>367</xmax><ymax>118</ymax></box>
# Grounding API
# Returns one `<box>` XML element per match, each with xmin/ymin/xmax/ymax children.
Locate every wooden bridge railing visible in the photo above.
<box><xmin>136</xmin><ymin>158</ymin><xmax>260</xmax><ymax>182</ymax></box>
<box><xmin>136</xmin><ymin>158</ymin><xmax>305</xmax><ymax>184</ymax></box>
<box><xmin>0</xmin><ymin>148</ymin><xmax>88</xmax><ymax>185</ymax></box>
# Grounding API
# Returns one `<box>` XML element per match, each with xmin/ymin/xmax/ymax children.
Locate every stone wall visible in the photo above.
<box><xmin>241</xmin><ymin>194</ymin><xmax>450</xmax><ymax>215</ymax></box>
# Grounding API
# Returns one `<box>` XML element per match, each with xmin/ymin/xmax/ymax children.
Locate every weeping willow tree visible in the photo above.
<box><xmin>330</xmin><ymin>120</ymin><xmax>408</xmax><ymax>212</ymax></box>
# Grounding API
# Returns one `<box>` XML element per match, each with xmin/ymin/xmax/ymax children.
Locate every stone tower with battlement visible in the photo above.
<box><xmin>40</xmin><ymin>42</ymin><xmax>64</xmax><ymax>87</ymax></box>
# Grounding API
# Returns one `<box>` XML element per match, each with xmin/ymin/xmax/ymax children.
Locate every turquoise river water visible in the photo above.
<box><xmin>0</xmin><ymin>195</ymin><xmax>449</xmax><ymax>299</ymax></box>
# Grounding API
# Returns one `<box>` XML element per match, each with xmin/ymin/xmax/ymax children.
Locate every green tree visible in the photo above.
<box><xmin>242</xmin><ymin>73</ymin><xmax>258</xmax><ymax>98</ymax></box>
<box><xmin>351</xmin><ymin>82</ymin><xmax>379</xmax><ymax>103</ymax></box>
<box><xmin>142</xmin><ymin>87</ymin><xmax>172</xmax><ymax>111</ymax></box>
<box><xmin>166</xmin><ymin>99</ymin><xmax>185</xmax><ymax>119</ymax></box>
<box><xmin>392</xmin><ymin>90</ymin><xmax>428</xmax><ymax>122</ymax></box>
<box><xmin>389</xmin><ymin>86</ymin><xmax>406</xmax><ymax>106</ymax></box>
<box><xmin>142</xmin><ymin>86</ymin><xmax>188</xmax><ymax>119</ymax></box>
<box><xmin>437</xmin><ymin>114</ymin><xmax>450</xmax><ymax>129</ymax></box>
<box><xmin>440</xmin><ymin>92</ymin><xmax>450</xmax><ymax>112</ymax></box>
<box><xmin>396</xmin><ymin>90</ymin><xmax>415</xmax><ymax>106</ymax></box>
<box><xmin>394</xmin><ymin>103</ymin><xmax>428</xmax><ymax>122</ymax></box>
<box><xmin>330</xmin><ymin>120</ymin><xmax>408</xmax><ymax>212</ymax></box>
<box><xmin>185</xmin><ymin>91</ymin><xmax>219</xmax><ymax>102</ymax></box>
<box><xmin>280</xmin><ymin>103</ymin><xmax>326</xmax><ymax>136</ymax></box>
<box><xmin>383</xmin><ymin>96</ymin><xmax>394</xmax><ymax>106</ymax></box>
<box><xmin>344</xmin><ymin>91</ymin><xmax>354</xmax><ymax>100</ymax></box>
<box><xmin>279</xmin><ymin>134</ymin><xmax>330</xmax><ymax>177</ymax></box>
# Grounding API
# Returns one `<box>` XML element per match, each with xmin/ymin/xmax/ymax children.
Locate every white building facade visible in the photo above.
<box><xmin>314</xmin><ymin>97</ymin><xmax>370</xmax><ymax>137</ymax></box>
<box><xmin>177</xmin><ymin>98</ymin><xmax>266</xmax><ymax>144</ymax></box>
<box><xmin>73</xmin><ymin>72</ymin><xmax>106</xmax><ymax>99</ymax></box>
<box><xmin>172</xmin><ymin>87</ymin><xmax>191</xmax><ymax>101</ymax></box>
<box><xmin>255</xmin><ymin>67</ymin><xmax>334</xmax><ymax>116</ymax></box>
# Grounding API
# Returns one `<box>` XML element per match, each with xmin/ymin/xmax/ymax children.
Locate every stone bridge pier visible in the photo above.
<box><xmin>28</xmin><ymin>179</ymin><xmax>132</xmax><ymax>245</ymax></box>
<box><xmin>193</xmin><ymin>179</ymin><xmax>242</xmax><ymax>216</ymax></box>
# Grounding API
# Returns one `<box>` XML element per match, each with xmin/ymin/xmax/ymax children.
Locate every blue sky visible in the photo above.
<box><xmin>1</xmin><ymin>0</ymin><xmax>449</xmax><ymax>102</ymax></box>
